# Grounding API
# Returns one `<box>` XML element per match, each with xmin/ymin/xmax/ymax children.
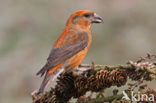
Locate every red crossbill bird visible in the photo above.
<box><xmin>36</xmin><ymin>10</ymin><xmax>103</xmax><ymax>95</ymax></box>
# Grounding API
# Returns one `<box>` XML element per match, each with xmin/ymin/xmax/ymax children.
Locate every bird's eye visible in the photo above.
<box><xmin>83</xmin><ymin>13</ymin><xmax>91</xmax><ymax>18</ymax></box>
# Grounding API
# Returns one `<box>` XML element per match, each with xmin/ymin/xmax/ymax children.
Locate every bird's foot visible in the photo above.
<box><xmin>76</xmin><ymin>62</ymin><xmax>95</xmax><ymax>77</ymax></box>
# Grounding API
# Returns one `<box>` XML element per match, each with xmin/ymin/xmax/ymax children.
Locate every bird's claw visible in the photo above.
<box><xmin>77</xmin><ymin>62</ymin><xmax>95</xmax><ymax>77</ymax></box>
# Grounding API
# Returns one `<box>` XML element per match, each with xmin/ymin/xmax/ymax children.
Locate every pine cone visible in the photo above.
<box><xmin>110</xmin><ymin>69</ymin><xmax>127</xmax><ymax>87</ymax></box>
<box><xmin>74</xmin><ymin>76</ymin><xmax>88</xmax><ymax>97</ymax></box>
<box><xmin>55</xmin><ymin>72</ymin><xmax>76</xmax><ymax>102</ymax></box>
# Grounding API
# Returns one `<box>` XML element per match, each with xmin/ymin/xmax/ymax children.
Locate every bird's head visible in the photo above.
<box><xmin>66</xmin><ymin>10</ymin><xmax>103</xmax><ymax>29</ymax></box>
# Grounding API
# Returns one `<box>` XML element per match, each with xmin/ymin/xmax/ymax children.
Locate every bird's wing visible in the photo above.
<box><xmin>36</xmin><ymin>31</ymin><xmax>89</xmax><ymax>76</ymax></box>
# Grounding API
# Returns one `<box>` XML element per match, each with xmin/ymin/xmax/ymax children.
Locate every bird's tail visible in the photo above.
<box><xmin>36</xmin><ymin>72</ymin><xmax>52</xmax><ymax>95</ymax></box>
<box><xmin>36</xmin><ymin>68</ymin><xmax>64</xmax><ymax>95</ymax></box>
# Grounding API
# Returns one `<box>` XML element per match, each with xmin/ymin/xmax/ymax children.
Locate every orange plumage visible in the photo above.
<box><xmin>36</xmin><ymin>10</ymin><xmax>103</xmax><ymax>95</ymax></box>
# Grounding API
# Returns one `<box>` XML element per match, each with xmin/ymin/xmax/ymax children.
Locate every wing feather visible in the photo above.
<box><xmin>36</xmin><ymin>31</ymin><xmax>89</xmax><ymax>76</ymax></box>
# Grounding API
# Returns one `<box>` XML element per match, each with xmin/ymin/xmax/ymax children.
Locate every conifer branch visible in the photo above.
<box><xmin>32</xmin><ymin>54</ymin><xmax>156</xmax><ymax>103</ymax></box>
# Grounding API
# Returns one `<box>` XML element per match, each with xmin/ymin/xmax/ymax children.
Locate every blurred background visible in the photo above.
<box><xmin>0</xmin><ymin>0</ymin><xmax>156</xmax><ymax>103</ymax></box>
